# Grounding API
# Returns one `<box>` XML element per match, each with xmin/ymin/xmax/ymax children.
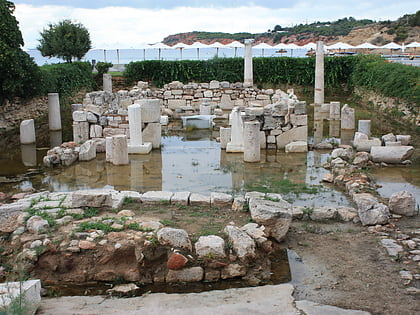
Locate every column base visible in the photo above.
<box><xmin>128</xmin><ymin>142</ymin><xmax>152</xmax><ymax>154</ymax></box>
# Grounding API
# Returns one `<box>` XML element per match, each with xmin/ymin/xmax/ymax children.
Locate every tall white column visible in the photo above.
<box><xmin>20</xmin><ymin>119</ymin><xmax>36</xmax><ymax>144</ymax></box>
<box><xmin>127</xmin><ymin>104</ymin><xmax>152</xmax><ymax>154</ymax></box>
<box><xmin>103</xmin><ymin>73</ymin><xmax>112</xmax><ymax>93</ymax></box>
<box><xmin>314</xmin><ymin>41</ymin><xmax>324</xmax><ymax>105</ymax></box>
<box><xmin>244</xmin><ymin>121</ymin><xmax>260</xmax><ymax>162</ymax></box>
<box><xmin>226</xmin><ymin>107</ymin><xmax>244</xmax><ymax>152</ymax></box>
<box><xmin>48</xmin><ymin>93</ymin><xmax>62</xmax><ymax>131</ymax></box>
<box><xmin>244</xmin><ymin>39</ymin><xmax>254</xmax><ymax>87</ymax></box>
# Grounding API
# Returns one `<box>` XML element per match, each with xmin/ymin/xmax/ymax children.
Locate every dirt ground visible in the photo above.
<box><xmin>284</xmin><ymin>217</ymin><xmax>419</xmax><ymax>315</ymax></box>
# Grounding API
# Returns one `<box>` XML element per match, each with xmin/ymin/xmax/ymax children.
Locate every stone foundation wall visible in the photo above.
<box><xmin>0</xmin><ymin>97</ymin><xmax>47</xmax><ymax>131</ymax></box>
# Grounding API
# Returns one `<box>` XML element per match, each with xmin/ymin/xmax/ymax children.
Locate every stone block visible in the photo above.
<box><xmin>285</xmin><ymin>141</ymin><xmax>308</xmax><ymax>153</ymax></box>
<box><xmin>141</xmin><ymin>191</ymin><xmax>173</xmax><ymax>204</ymax></box>
<box><xmin>112</xmin><ymin>135</ymin><xmax>129</xmax><ymax>165</ymax></box>
<box><xmin>86</xmin><ymin>112</ymin><xmax>98</xmax><ymax>123</ymax></box>
<box><xmin>79</xmin><ymin>140</ymin><xmax>97</xmax><ymax>161</ymax></box>
<box><xmin>171</xmin><ymin>191</ymin><xmax>191</xmax><ymax>205</ymax></box>
<box><xmin>157</xmin><ymin>227</ymin><xmax>191</xmax><ymax>250</ymax></box>
<box><xmin>203</xmin><ymin>91</ymin><xmax>213</xmax><ymax>98</ymax></box>
<box><xmin>209</xmin><ymin>80</ymin><xmax>220</xmax><ymax>89</ymax></box>
<box><xmin>189</xmin><ymin>193</ymin><xmax>211</xmax><ymax>206</ymax></box>
<box><xmin>341</xmin><ymin>104</ymin><xmax>355</xmax><ymax>130</ymax></box>
<box><xmin>73</xmin><ymin>110</ymin><xmax>87</xmax><ymax>122</ymax></box>
<box><xmin>168</xmin><ymin>99</ymin><xmax>187</xmax><ymax>110</ymax></box>
<box><xmin>329</xmin><ymin>101</ymin><xmax>340</xmax><ymax>120</ymax></box>
<box><xmin>195</xmin><ymin>235</ymin><xmax>226</xmax><ymax>258</ymax></box>
<box><xmin>358</xmin><ymin>120</ymin><xmax>371</xmax><ymax>137</ymax></box>
<box><xmin>0</xmin><ymin>280</ymin><xmax>41</xmax><ymax>315</ymax></box>
<box><xmin>290</xmin><ymin>114</ymin><xmax>307</xmax><ymax>127</ymax></box>
<box><xmin>142</xmin><ymin>122</ymin><xmax>161</xmax><ymax>149</ymax></box>
<box><xmin>260</xmin><ymin>131</ymin><xmax>266</xmax><ymax>149</ymax></box>
<box><xmin>371</xmin><ymin>146</ymin><xmax>414</xmax><ymax>164</ymax></box>
<box><xmin>224</xmin><ymin>225</ymin><xmax>256</xmax><ymax>261</ymax></box>
<box><xmin>20</xmin><ymin>119</ymin><xmax>36</xmax><ymax>144</ymax></box>
<box><xmin>166</xmin><ymin>267</ymin><xmax>203</xmax><ymax>283</ymax></box>
<box><xmin>210</xmin><ymin>192</ymin><xmax>233</xmax><ymax>207</ymax></box>
<box><xmin>90</xmin><ymin>125</ymin><xmax>102</xmax><ymax>138</ymax></box>
<box><xmin>73</xmin><ymin>121</ymin><xmax>89</xmax><ymax>144</ymax></box>
<box><xmin>85</xmin><ymin>104</ymin><xmax>103</xmax><ymax>116</ymax></box>
<box><xmin>135</xmin><ymin>99</ymin><xmax>161</xmax><ymax>123</ymax></box>
<box><xmin>354</xmin><ymin>138</ymin><xmax>381</xmax><ymax>152</ymax></box>
<box><xmin>396</xmin><ymin>135</ymin><xmax>411</xmax><ymax>145</ymax></box>
<box><xmin>276</xmin><ymin>126</ymin><xmax>307</xmax><ymax>149</ymax></box>
<box><xmin>103</xmin><ymin>128</ymin><xmax>125</xmax><ymax>137</ymax></box>
<box><xmin>72</xmin><ymin>189</ymin><xmax>113</xmax><ymax>208</ymax></box>
<box><xmin>220</xmin><ymin>94</ymin><xmax>234</xmax><ymax>110</ymax></box>
<box><xmin>294</xmin><ymin>101</ymin><xmax>307</xmax><ymax>115</ymax></box>
<box><xmin>220</xmin><ymin>127</ymin><xmax>231</xmax><ymax>149</ymax></box>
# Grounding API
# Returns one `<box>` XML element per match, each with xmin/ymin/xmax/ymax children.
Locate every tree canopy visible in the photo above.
<box><xmin>38</xmin><ymin>19</ymin><xmax>92</xmax><ymax>63</ymax></box>
<box><xmin>0</xmin><ymin>0</ymin><xmax>41</xmax><ymax>104</ymax></box>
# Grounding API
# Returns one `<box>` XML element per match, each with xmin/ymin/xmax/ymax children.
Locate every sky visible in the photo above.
<box><xmin>12</xmin><ymin>0</ymin><xmax>418</xmax><ymax>49</ymax></box>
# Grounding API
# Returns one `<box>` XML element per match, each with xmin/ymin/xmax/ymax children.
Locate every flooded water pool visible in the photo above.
<box><xmin>1</xmin><ymin>129</ymin><xmax>353</xmax><ymax>207</ymax></box>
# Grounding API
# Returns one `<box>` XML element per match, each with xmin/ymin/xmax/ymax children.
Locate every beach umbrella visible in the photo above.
<box><xmin>252</xmin><ymin>42</ymin><xmax>273</xmax><ymax>57</ymax></box>
<box><xmin>227</xmin><ymin>41</ymin><xmax>244</xmax><ymax>57</ymax></box>
<box><xmin>301</xmin><ymin>42</ymin><xmax>317</xmax><ymax>50</ymax></box>
<box><xmin>380</xmin><ymin>42</ymin><xmax>403</xmax><ymax>56</ymax></box>
<box><xmin>355</xmin><ymin>42</ymin><xmax>378</xmax><ymax>49</ymax></box>
<box><xmin>273</xmin><ymin>43</ymin><xmax>289</xmax><ymax>56</ymax></box>
<box><xmin>406</xmin><ymin>41</ymin><xmax>420</xmax><ymax>54</ymax></box>
<box><xmin>149</xmin><ymin>42</ymin><xmax>171</xmax><ymax>60</ymax></box>
<box><xmin>173</xmin><ymin>42</ymin><xmax>189</xmax><ymax>60</ymax></box>
<box><xmin>188</xmin><ymin>42</ymin><xmax>209</xmax><ymax>60</ymax></box>
<box><xmin>326</xmin><ymin>42</ymin><xmax>354</xmax><ymax>50</ymax></box>
<box><xmin>286</xmin><ymin>43</ymin><xmax>301</xmax><ymax>56</ymax></box>
<box><xmin>209</xmin><ymin>42</ymin><xmax>225</xmax><ymax>57</ymax></box>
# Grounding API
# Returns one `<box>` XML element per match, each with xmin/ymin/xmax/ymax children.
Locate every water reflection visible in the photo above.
<box><xmin>21</xmin><ymin>144</ymin><xmax>37</xmax><ymax>167</ymax></box>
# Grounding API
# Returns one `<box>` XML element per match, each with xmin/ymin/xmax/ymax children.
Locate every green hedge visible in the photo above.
<box><xmin>124</xmin><ymin>56</ymin><xmax>359</xmax><ymax>88</ymax></box>
<box><xmin>350</xmin><ymin>55</ymin><xmax>419</xmax><ymax>111</ymax></box>
<box><xmin>40</xmin><ymin>61</ymin><xmax>93</xmax><ymax>96</ymax></box>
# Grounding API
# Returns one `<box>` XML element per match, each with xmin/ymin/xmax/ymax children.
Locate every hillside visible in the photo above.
<box><xmin>162</xmin><ymin>12</ymin><xmax>420</xmax><ymax>46</ymax></box>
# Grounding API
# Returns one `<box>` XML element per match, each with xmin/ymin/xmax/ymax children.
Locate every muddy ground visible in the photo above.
<box><xmin>284</xmin><ymin>217</ymin><xmax>419</xmax><ymax>315</ymax></box>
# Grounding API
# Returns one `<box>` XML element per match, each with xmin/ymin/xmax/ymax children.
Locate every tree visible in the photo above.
<box><xmin>0</xmin><ymin>0</ymin><xmax>41</xmax><ymax>104</ymax></box>
<box><xmin>38</xmin><ymin>19</ymin><xmax>91</xmax><ymax>63</ymax></box>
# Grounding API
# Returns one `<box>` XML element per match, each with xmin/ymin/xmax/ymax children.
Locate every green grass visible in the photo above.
<box><xmin>126</xmin><ymin>222</ymin><xmax>154</xmax><ymax>232</ymax></box>
<box><xmin>76</xmin><ymin>221</ymin><xmax>123</xmax><ymax>233</ymax></box>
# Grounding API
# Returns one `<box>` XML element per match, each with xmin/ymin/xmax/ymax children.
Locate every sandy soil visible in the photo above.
<box><xmin>284</xmin><ymin>218</ymin><xmax>419</xmax><ymax>315</ymax></box>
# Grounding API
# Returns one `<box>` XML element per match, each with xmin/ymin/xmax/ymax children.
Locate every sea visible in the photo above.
<box><xmin>27</xmin><ymin>47</ymin><xmax>309</xmax><ymax>66</ymax></box>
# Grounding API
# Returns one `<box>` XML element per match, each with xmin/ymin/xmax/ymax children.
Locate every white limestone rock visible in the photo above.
<box><xmin>388</xmin><ymin>191</ymin><xmax>417</xmax><ymax>217</ymax></box>
<box><xmin>26</xmin><ymin>216</ymin><xmax>49</xmax><ymax>234</ymax></box>
<box><xmin>353</xmin><ymin>193</ymin><xmax>390</xmax><ymax>226</ymax></box>
<box><xmin>78</xmin><ymin>140</ymin><xmax>97</xmax><ymax>161</ymax></box>
<box><xmin>210</xmin><ymin>192</ymin><xmax>233</xmax><ymax>207</ymax></box>
<box><xmin>141</xmin><ymin>191</ymin><xmax>173</xmax><ymax>204</ymax></box>
<box><xmin>371</xmin><ymin>146</ymin><xmax>414</xmax><ymax>164</ymax></box>
<box><xmin>195</xmin><ymin>235</ymin><xmax>226</xmax><ymax>258</ymax></box>
<box><xmin>72</xmin><ymin>190</ymin><xmax>113</xmax><ymax>208</ymax></box>
<box><xmin>224</xmin><ymin>225</ymin><xmax>256</xmax><ymax>261</ymax></box>
<box><xmin>157</xmin><ymin>227</ymin><xmax>192</xmax><ymax>250</ymax></box>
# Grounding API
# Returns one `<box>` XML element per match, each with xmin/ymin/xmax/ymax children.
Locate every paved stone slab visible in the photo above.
<box><xmin>189</xmin><ymin>193</ymin><xmax>211</xmax><ymax>206</ymax></box>
<box><xmin>296</xmin><ymin>300</ymin><xmax>371</xmax><ymax>315</ymax></box>
<box><xmin>171</xmin><ymin>191</ymin><xmax>191</xmax><ymax>206</ymax></box>
<box><xmin>141</xmin><ymin>191</ymin><xmax>173</xmax><ymax>204</ymax></box>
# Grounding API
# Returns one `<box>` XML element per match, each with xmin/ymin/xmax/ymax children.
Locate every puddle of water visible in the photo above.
<box><xmin>0</xmin><ymin>130</ymin><xmax>352</xmax><ymax>207</ymax></box>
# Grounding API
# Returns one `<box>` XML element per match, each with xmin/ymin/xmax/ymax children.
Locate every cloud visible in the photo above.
<box><xmin>14</xmin><ymin>2</ymin><xmax>419</xmax><ymax>49</ymax></box>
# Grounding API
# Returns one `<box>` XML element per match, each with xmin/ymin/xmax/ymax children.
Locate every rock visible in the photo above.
<box><xmin>72</xmin><ymin>190</ymin><xmax>113</xmax><ymax>208</ymax></box>
<box><xmin>141</xmin><ymin>191</ymin><xmax>173</xmax><ymax>204</ymax></box>
<box><xmin>221</xmin><ymin>264</ymin><xmax>247</xmax><ymax>279</ymax></box>
<box><xmin>396</xmin><ymin>135</ymin><xmax>411</xmax><ymax>145</ymax></box>
<box><xmin>166</xmin><ymin>266</ymin><xmax>204</xmax><ymax>282</ymax></box>
<box><xmin>322</xmin><ymin>173</ymin><xmax>333</xmax><ymax>183</ymax></box>
<box><xmin>210</xmin><ymin>192</ymin><xmax>233</xmax><ymax>207</ymax></box>
<box><xmin>30</xmin><ymin>240</ymin><xmax>43</xmax><ymax>248</ymax></box>
<box><xmin>330</xmin><ymin>157</ymin><xmax>347</xmax><ymax>168</ymax></box>
<box><xmin>248</xmin><ymin>197</ymin><xmax>292</xmax><ymax>242</ymax></box>
<box><xmin>195</xmin><ymin>235</ymin><xmax>226</xmax><ymax>258</ymax></box>
<box><xmin>78</xmin><ymin>140</ymin><xmax>97</xmax><ymax>161</ymax></box>
<box><xmin>117</xmin><ymin>210</ymin><xmax>135</xmax><ymax>217</ymax></box>
<box><xmin>224</xmin><ymin>225</ymin><xmax>256</xmax><ymax>261</ymax></box>
<box><xmin>296</xmin><ymin>300</ymin><xmax>371</xmax><ymax>315</ymax></box>
<box><xmin>157</xmin><ymin>227</ymin><xmax>192</xmax><ymax>250</ymax></box>
<box><xmin>310</xmin><ymin>207</ymin><xmax>338</xmax><ymax>221</ymax></box>
<box><xmin>79</xmin><ymin>240</ymin><xmax>96</xmax><ymax>250</ymax></box>
<box><xmin>371</xmin><ymin>146</ymin><xmax>414</xmax><ymax>164</ymax></box>
<box><xmin>388</xmin><ymin>191</ymin><xmax>417</xmax><ymax>217</ymax></box>
<box><xmin>241</xmin><ymin>223</ymin><xmax>267</xmax><ymax>244</ymax></box>
<box><xmin>167</xmin><ymin>253</ymin><xmax>188</xmax><ymax>270</ymax></box>
<box><xmin>382</xmin><ymin>133</ymin><xmax>396</xmax><ymax>144</ymax></box>
<box><xmin>26</xmin><ymin>216</ymin><xmax>49</xmax><ymax>234</ymax></box>
<box><xmin>244</xmin><ymin>191</ymin><xmax>265</xmax><ymax>202</ymax></box>
<box><xmin>285</xmin><ymin>141</ymin><xmax>308</xmax><ymax>153</ymax></box>
<box><xmin>400</xmin><ymin>270</ymin><xmax>413</xmax><ymax>280</ymax></box>
<box><xmin>355</xmin><ymin>138</ymin><xmax>381</xmax><ymax>152</ymax></box>
<box><xmin>353</xmin><ymin>152</ymin><xmax>370</xmax><ymax>167</ymax></box>
<box><xmin>171</xmin><ymin>191</ymin><xmax>191</xmax><ymax>206</ymax></box>
<box><xmin>232</xmin><ymin>197</ymin><xmax>245</xmax><ymax>211</ymax></box>
<box><xmin>139</xmin><ymin>221</ymin><xmax>163</xmax><ymax>231</ymax></box>
<box><xmin>313</xmin><ymin>142</ymin><xmax>333</xmax><ymax>150</ymax></box>
<box><xmin>189</xmin><ymin>193</ymin><xmax>211</xmax><ymax>206</ymax></box>
<box><xmin>381</xmin><ymin>239</ymin><xmax>403</xmax><ymax>256</ymax></box>
<box><xmin>337</xmin><ymin>207</ymin><xmax>359</xmax><ymax>222</ymax></box>
<box><xmin>107</xmin><ymin>283</ymin><xmax>139</xmax><ymax>295</ymax></box>
<box><xmin>353</xmin><ymin>193</ymin><xmax>390</xmax><ymax>226</ymax></box>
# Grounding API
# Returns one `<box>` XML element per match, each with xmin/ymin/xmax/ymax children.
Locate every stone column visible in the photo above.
<box><xmin>244</xmin><ymin>39</ymin><xmax>254</xmax><ymax>87</ymax></box>
<box><xmin>103</xmin><ymin>73</ymin><xmax>112</xmax><ymax>93</ymax></box>
<box><xmin>105</xmin><ymin>137</ymin><xmax>113</xmax><ymax>162</ymax></box>
<box><xmin>48</xmin><ymin>93</ymin><xmax>62</xmax><ymax>131</ymax></box>
<box><xmin>358</xmin><ymin>120</ymin><xmax>371</xmax><ymax>137</ymax></box>
<box><xmin>20</xmin><ymin>119</ymin><xmax>36</xmax><ymax>144</ymax></box>
<box><xmin>220</xmin><ymin>127</ymin><xmax>231</xmax><ymax>150</ymax></box>
<box><xmin>341</xmin><ymin>104</ymin><xmax>355</xmax><ymax>130</ymax></box>
<box><xmin>112</xmin><ymin>135</ymin><xmax>129</xmax><ymax>165</ymax></box>
<box><xmin>314</xmin><ymin>41</ymin><xmax>324</xmax><ymax>105</ymax></box>
<box><xmin>243</xmin><ymin>121</ymin><xmax>260</xmax><ymax>162</ymax></box>
<box><xmin>226</xmin><ymin>107</ymin><xmax>244</xmax><ymax>152</ymax></box>
<box><xmin>127</xmin><ymin>104</ymin><xmax>152</xmax><ymax>154</ymax></box>
<box><xmin>313</xmin><ymin>105</ymin><xmax>323</xmax><ymax>145</ymax></box>
<box><xmin>50</xmin><ymin>131</ymin><xmax>62</xmax><ymax>148</ymax></box>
